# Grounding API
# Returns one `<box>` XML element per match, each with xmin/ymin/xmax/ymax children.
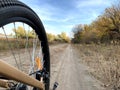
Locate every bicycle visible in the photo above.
<box><xmin>0</xmin><ymin>0</ymin><xmax>50</xmax><ymax>90</ymax></box>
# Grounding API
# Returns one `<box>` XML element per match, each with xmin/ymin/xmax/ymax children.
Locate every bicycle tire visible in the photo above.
<box><xmin>0</xmin><ymin>0</ymin><xmax>50</xmax><ymax>90</ymax></box>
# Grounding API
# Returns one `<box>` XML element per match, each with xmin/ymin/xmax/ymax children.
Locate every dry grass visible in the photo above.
<box><xmin>0</xmin><ymin>38</ymin><xmax>34</xmax><ymax>51</ymax></box>
<box><xmin>73</xmin><ymin>44</ymin><xmax>120</xmax><ymax>90</ymax></box>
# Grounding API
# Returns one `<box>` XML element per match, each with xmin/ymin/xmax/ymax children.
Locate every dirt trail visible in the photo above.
<box><xmin>0</xmin><ymin>44</ymin><xmax>105</xmax><ymax>90</ymax></box>
<box><xmin>50</xmin><ymin>44</ymin><xmax>104</xmax><ymax>90</ymax></box>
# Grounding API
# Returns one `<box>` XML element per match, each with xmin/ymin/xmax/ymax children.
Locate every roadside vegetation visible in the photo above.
<box><xmin>47</xmin><ymin>32</ymin><xmax>70</xmax><ymax>44</ymax></box>
<box><xmin>0</xmin><ymin>26</ymin><xmax>36</xmax><ymax>51</ymax></box>
<box><xmin>73</xmin><ymin>44</ymin><xmax>120</xmax><ymax>90</ymax></box>
<box><xmin>0</xmin><ymin>26</ymin><xmax>70</xmax><ymax>50</ymax></box>
<box><xmin>72</xmin><ymin>1</ymin><xmax>120</xmax><ymax>90</ymax></box>
<box><xmin>72</xmin><ymin>2</ymin><xmax>120</xmax><ymax>44</ymax></box>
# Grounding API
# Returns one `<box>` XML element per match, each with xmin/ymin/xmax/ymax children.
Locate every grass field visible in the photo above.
<box><xmin>0</xmin><ymin>38</ymin><xmax>34</xmax><ymax>51</ymax></box>
<box><xmin>73</xmin><ymin>44</ymin><xmax>120</xmax><ymax>90</ymax></box>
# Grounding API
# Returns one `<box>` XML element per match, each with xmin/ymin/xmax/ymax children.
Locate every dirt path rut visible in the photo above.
<box><xmin>50</xmin><ymin>44</ymin><xmax>104</xmax><ymax>90</ymax></box>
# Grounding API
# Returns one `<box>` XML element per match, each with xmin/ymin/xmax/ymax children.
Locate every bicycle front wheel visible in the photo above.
<box><xmin>0</xmin><ymin>0</ymin><xmax>50</xmax><ymax>90</ymax></box>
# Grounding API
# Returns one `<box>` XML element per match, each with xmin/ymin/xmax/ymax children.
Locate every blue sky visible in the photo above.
<box><xmin>20</xmin><ymin>0</ymin><xmax>115</xmax><ymax>36</ymax></box>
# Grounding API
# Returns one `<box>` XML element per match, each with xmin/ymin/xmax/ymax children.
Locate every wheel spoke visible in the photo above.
<box><xmin>13</xmin><ymin>22</ymin><xmax>23</xmax><ymax>70</ymax></box>
<box><xmin>2</xmin><ymin>26</ymin><xmax>19</xmax><ymax>69</ymax></box>
<box><xmin>31</xmin><ymin>31</ymin><xmax>38</xmax><ymax>73</ymax></box>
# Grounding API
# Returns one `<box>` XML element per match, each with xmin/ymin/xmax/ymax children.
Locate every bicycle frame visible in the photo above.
<box><xmin>0</xmin><ymin>60</ymin><xmax>44</xmax><ymax>90</ymax></box>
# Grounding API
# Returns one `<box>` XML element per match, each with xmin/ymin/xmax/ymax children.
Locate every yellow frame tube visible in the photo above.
<box><xmin>0</xmin><ymin>60</ymin><xmax>44</xmax><ymax>90</ymax></box>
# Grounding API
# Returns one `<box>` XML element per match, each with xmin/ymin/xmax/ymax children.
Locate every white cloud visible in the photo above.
<box><xmin>30</xmin><ymin>2</ymin><xmax>77</xmax><ymax>23</ymax></box>
<box><xmin>76</xmin><ymin>0</ymin><xmax>112</xmax><ymax>8</ymax></box>
<box><xmin>30</xmin><ymin>4</ymin><xmax>56</xmax><ymax>21</ymax></box>
<box><xmin>32</xmin><ymin>5</ymin><xmax>67</xmax><ymax>22</ymax></box>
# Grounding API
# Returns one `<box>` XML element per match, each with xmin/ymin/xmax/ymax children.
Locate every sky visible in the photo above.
<box><xmin>20</xmin><ymin>0</ymin><xmax>115</xmax><ymax>36</ymax></box>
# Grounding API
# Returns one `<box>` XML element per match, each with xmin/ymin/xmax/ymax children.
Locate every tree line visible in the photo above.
<box><xmin>47</xmin><ymin>32</ymin><xmax>70</xmax><ymax>44</ymax></box>
<box><xmin>12</xmin><ymin>26</ymin><xmax>70</xmax><ymax>44</ymax></box>
<box><xmin>72</xmin><ymin>1</ymin><xmax>120</xmax><ymax>44</ymax></box>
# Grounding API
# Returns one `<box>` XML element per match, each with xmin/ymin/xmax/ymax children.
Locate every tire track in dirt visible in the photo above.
<box><xmin>50</xmin><ymin>44</ymin><xmax>105</xmax><ymax>90</ymax></box>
